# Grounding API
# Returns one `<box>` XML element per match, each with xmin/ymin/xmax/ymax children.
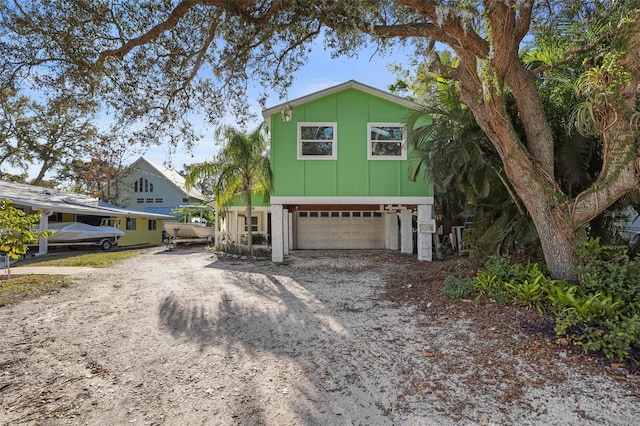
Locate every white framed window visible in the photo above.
<box><xmin>134</xmin><ymin>177</ymin><xmax>154</xmax><ymax>193</ymax></box>
<box><xmin>297</xmin><ymin>122</ymin><xmax>337</xmax><ymax>160</ymax></box>
<box><xmin>244</xmin><ymin>216</ymin><xmax>258</xmax><ymax>232</ymax></box>
<box><xmin>126</xmin><ymin>218</ymin><xmax>137</xmax><ymax>231</ymax></box>
<box><xmin>367</xmin><ymin>123</ymin><xmax>406</xmax><ymax>160</ymax></box>
<box><xmin>148</xmin><ymin>219</ymin><xmax>157</xmax><ymax>231</ymax></box>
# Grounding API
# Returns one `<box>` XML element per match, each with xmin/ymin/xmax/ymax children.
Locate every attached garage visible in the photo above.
<box><xmin>295</xmin><ymin>211</ymin><xmax>385</xmax><ymax>249</ymax></box>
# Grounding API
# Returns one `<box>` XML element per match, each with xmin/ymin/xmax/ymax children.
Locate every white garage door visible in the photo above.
<box><xmin>296</xmin><ymin>211</ymin><xmax>385</xmax><ymax>249</ymax></box>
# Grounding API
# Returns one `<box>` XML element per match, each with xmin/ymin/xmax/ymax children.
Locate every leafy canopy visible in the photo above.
<box><xmin>2</xmin><ymin>0</ymin><xmax>639</xmax><ymax>279</ymax></box>
<box><xmin>0</xmin><ymin>200</ymin><xmax>52</xmax><ymax>260</ymax></box>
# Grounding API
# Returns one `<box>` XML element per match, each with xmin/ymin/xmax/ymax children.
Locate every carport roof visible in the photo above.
<box><xmin>0</xmin><ymin>180</ymin><xmax>175</xmax><ymax>219</ymax></box>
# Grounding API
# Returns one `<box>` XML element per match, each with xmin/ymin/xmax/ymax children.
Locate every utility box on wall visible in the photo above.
<box><xmin>418</xmin><ymin>220</ymin><xmax>436</xmax><ymax>234</ymax></box>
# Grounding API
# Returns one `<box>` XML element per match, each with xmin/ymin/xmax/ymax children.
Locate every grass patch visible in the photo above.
<box><xmin>0</xmin><ymin>275</ymin><xmax>72</xmax><ymax>307</ymax></box>
<box><xmin>22</xmin><ymin>250</ymin><xmax>143</xmax><ymax>268</ymax></box>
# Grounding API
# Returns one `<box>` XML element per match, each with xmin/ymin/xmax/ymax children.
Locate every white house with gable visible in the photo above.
<box><xmin>119</xmin><ymin>157</ymin><xmax>207</xmax><ymax>216</ymax></box>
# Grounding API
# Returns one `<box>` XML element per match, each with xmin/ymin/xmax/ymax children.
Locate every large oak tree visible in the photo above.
<box><xmin>2</xmin><ymin>0</ymin><xmax>638</xmax><ymax>279</ymax></box>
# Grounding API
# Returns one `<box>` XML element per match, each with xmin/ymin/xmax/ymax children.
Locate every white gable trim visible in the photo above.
<box><xmin>262</xmin><ymin>80</ymin><xmax>422</xmax><ymax>121</ymax></box>
<box><xmin>133</xmin><ymin>157</ymin><xmax>205</xmax><ymax>201</ymax></box>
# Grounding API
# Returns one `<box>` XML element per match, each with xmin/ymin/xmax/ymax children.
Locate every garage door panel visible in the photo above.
<box><xmin>296</xmin><ymin>211</ymin><xmax>385</xmax><ymax>249</ymax></box>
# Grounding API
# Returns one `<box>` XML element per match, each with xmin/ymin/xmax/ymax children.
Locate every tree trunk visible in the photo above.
<box><xmin>457</xmin><ymin>50</ymin><xmax>581</xmax><ymax>280</ymax></box>
<box><xmin>495</xmin><ymin>132</ymin><xmax>580</xmax><ymax>281</ymax></box>
<box><xmin>505</xmin><ymin>160</ymin><xmax>580</xmax><ymax>281</ymax></box>
<box><xmin>245</xmin><ymin>188</ymin><xmax>253</xmax><ymax>255</ymax></box>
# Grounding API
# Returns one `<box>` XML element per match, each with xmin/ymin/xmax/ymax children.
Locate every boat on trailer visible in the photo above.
<box><xmin>163</xmin><ymin>205</ymin><xmax>215</xmax><ymax>245</ymax></box>
<box><xmin>163</xmin><ymin>220</ymin><xmax>215</xmax><ymax>240</ymax></box>
<box><xmin>47</xmin><ymin>222</ymin><xmax>124</xmax><ymax>250</ymax></box>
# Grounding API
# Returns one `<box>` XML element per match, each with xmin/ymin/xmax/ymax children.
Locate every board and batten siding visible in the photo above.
<box><xmin>270</xmin><ymin>87</ymin><xmax>433</xmax><ymax>199</ymax></box>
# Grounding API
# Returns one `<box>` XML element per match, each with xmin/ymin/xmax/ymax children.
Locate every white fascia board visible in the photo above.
<box><xmin>9</xmin><ymin>197</ymin><xmax>175</xmax><ymax>219</ymax></box>
<box><xmin>222</xmin><ymin>206</ymin><xmax>272</xmax><ymax>212</ymax></box>
<box><xmin>9</xmin><ymin>198</ymin><xmax>116</xmax><ymax>216</ymax></box>
<box><xmin>270</xmin><ymin>196</ymin><xmax>434</xmax><ymax>205</ymax></box>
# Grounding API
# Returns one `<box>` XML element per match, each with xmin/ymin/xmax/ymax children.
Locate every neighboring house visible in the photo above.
<box><xmin>0</xmin><ymin>180</ymin><xmax>175</xmax><ymax>255</ymax></box>
<box><xmin>119</xmin><ymin>157</ymin><xmax>206</xmax><ymax>216</ymax></box>
<box><xmin>216</xmin><ymin>193</ymin><xmax>270</xmax><ymax>245</ymax></box>
<box><xmin>262</xmin><ymin>80</ymin><xmax>435</xmax><ymax>262</ymax></box>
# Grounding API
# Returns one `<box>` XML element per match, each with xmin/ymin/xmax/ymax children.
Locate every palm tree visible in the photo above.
<box><xmin>186</xmin><ymin>123</ymin><xmax>272</xmax><ymax>254</ymax></box>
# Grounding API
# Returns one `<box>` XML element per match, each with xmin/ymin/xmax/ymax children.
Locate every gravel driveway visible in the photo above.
<box><xmin>1</xmin><ymin>248</ymin><xmax>639</xmax><ymax>425</ymax></box>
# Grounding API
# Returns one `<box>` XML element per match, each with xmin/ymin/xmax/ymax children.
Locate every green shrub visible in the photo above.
<box><xmin>505</xmin><ymin>277</ymin><xmax>544</xmax><ymax>312</ymax></box>
<box><xmin>543</xmin><ymin>280</ymin><xmax>580</xmax><ymax>314</ymax></box>
<box><xmin>482</xmin><ymin>255</ymin><xmax>522</xmax><ymax>282</ymax></box>
<box><xmin>576</xmin><ymin>252</ymin><xmax>640</xmax><ymax>305</ymax></box>
<box><xmin>251</xmin><ymin>233</ymin><xmax>268</xmax><ymax>245</ymax></box>
<box><xmin>578</xmin><ymin>313</ymin><xmax>640</xmax><ymax>361</ymax></box>
<box><xmin>442</xmin><ymin>275</ymin><xmax>475</xmax><ymax>299</ymax></box>
<box><xmin>471</xmin><ymin>246</ymin><xmax>640</xmax><ymax>369</ymax></box>
<box><xmin>473</xmin><ymin>269</ymin><xmax>502</xmax><ymax>298</ymax></box>
<box><xmin>474</xmin><ymin>256</ymin><xmax>554</xmax><ymax>311</ymax></box>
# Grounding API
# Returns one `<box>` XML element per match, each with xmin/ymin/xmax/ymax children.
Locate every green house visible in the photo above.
<box><xmin>263</xmin><ymin>80</ymin><xmax>435</xmax><ymax>262</ymax></box>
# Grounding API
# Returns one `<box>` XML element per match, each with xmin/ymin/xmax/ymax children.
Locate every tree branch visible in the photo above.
<box><xmin>96</xmin><ymin>0</ymin><xmax>201</xmax><ymax>66</ymax></box>
<box><xmin>531</xmin><ymin>43</ymin><xmax>600</xmax><ymax>75</ymax></box>
<box><xmin>570</xmin><ymin>15</ymin><xmax>640</xmax><ymax>225</ymax></box>
<box><xmin>390</xmin><ymin>0</ymin><xmax>490</xmax><ymax>58</ymax></box>
<box><xmin>514</xmin><ymin>0</ymin><xmax>534</xmax><ymax>43</ymax></box>
<box><xmin>167</xmin><ymin>17</ymin><xmax>221</xmax><ymax>105</ymax></box>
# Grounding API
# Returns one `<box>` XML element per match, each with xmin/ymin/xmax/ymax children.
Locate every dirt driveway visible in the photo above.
<box><xmin>1</xmin><ymin>248</ymin><xmax>639</xmax><ymax>425</ymax></box>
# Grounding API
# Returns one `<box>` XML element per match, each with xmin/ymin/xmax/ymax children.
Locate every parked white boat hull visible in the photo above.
<box><xmin>48</xmin><ymin>222</ymin><xmax>124</xmax><ymax>243</ymax></box>
<box><xmin>163</xmin><ymin>222</ymin><xmax>215</xmax><ymax>239</ymax></box>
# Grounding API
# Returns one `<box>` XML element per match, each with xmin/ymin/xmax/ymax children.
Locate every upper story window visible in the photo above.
<box><xmin>298</xmin><ymin>122</ymin><xmax>337</xmax><ymax>160</ymax></box>
<box><xmin>368</xmin><ymin>123</ymin><xmax>406</xmax><ymax>160</ymax></box>
<box><xmin>134</xmin><ymin>177</ymin><xmax>153</xmax><ymax>193</ymax></box>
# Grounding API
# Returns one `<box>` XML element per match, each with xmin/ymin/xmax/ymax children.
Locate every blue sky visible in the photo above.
<box><xmin>144</xmin><ymin>42</ymin><xmax>413</xmax><ymax>171</ymax></box>
<box><xmin>13</xmin><ymin>42</ymin><xmax>413</xmax><ymax>181</ymax></box>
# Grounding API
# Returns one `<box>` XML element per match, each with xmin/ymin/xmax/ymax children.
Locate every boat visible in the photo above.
<box><xmin>163</xmin><ymin>220</ymin><xmax>216</xmax><ymax>239</ymax></box>
<box><xmin>163</xmin><ymin>205</ymin><xmax>216</xmax><ymax>243</ymax></box>
<box><xmin>47</xmin><ymin>222</ymin><xmax>124</xmax><ymax>250</ymax></box>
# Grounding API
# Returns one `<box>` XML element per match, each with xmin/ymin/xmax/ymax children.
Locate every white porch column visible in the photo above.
<box><xmin>400</xmin><ymin>208</ymin><xmax>413</xmax><ymax>254</ymax></box>
<box><xmin>230</xmin><ymin>211</ymin><xmax>238</xmax><ymax>244</ymax></box>
<box><xmin>287</xmin><ymin>212</ymin><xmax>293</xmax><ymax>254</ymax></box>
<box><xmin>417</xmin><ymin>204</ymin><xmax>434</xmax><ymax>261</ymax></box>
<box><xmin>271</xmin><ymin>204</ymin><xmax>284</xmax><ymax>262</ymax></box>
<box><xmin>214</xmin><ymin>208</ymin><xmax>219</xmax><ymax>245</ymax></box>
<box><xmin>38</xmin><ymin>210</ymin><xmax>51</xmax><ymax>256</ymax></box>
<box><xmin>385</xmin><ymin>212</ymin><xmax>399</xmax><ymax>250</ymax></box>
<box><xmin>283</xmin><ymin>208</ymin><xmax>289</xmax><ymax>256</ymax></box>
